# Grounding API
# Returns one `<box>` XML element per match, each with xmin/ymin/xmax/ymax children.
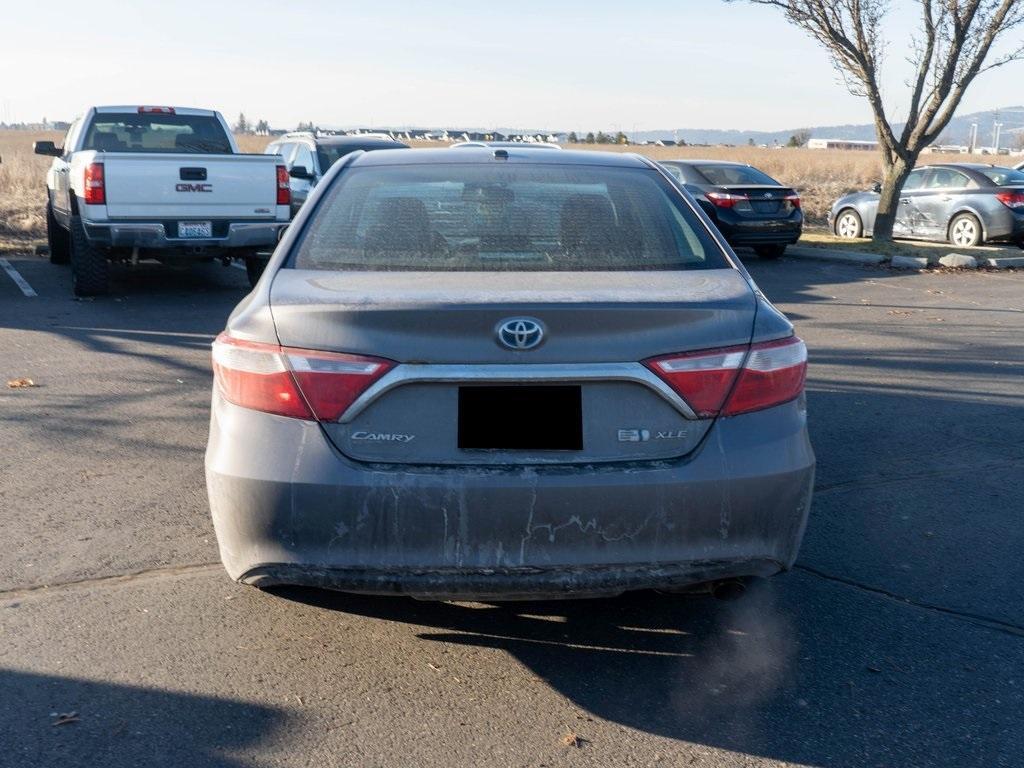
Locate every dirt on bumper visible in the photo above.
<box><xmin>206</xmin><ymin>396</ymin><xmax>815</xmax><ymax>599</ymax></box>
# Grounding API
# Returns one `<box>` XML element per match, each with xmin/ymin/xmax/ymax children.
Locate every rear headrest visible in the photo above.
<box><xmin>92</xmin><ymin>133</ymin><xmax>126</xmax><ymax>151</ymax></box>
<box><xmin>364</xmin><ymin>197</ymin><xmax>433</xmax><ymax>255</ymax></box>
<box><xmin>560</xmin><ymin>194</ymin><xmax>617</xmax><ymax>253</ymax></box>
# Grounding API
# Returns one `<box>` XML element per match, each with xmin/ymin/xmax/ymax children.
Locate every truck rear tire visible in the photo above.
<box><xmin>46</xmin><ymin>204</ymin><xmax>71</xmax><ymax>265</ymax></box>
<box><xmin>69</xmin><ymin>216</ymin><xmax>109</xmax><ymax>296</ymax></box>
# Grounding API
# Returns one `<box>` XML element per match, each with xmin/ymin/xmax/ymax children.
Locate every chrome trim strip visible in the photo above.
<box><xmin>339</xmin><ymin>362</ymin><xmax>697</xmax><ymax>423</ymax></box>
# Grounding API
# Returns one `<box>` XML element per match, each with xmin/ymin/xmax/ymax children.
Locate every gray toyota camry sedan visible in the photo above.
<box><xmin>205</xmin><ymin>147</ymin><xmax>814</xmax><ymax>600</ymax></box>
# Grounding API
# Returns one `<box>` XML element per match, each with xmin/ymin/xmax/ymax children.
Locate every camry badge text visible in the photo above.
<box><xmin>351</xmin><ymin>431</ymin><xmax>415</xmax><ymax>443</ymax></box>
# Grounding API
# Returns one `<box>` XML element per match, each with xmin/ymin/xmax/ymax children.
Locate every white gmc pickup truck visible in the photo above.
<box><xmin>35</xmin><ymin>106</ymin><xmax>290</xmax><ymax>295</ymax></box>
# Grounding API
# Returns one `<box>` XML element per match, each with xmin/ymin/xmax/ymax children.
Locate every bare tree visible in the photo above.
<box><xmin>736</xmin><ymin>1</ymin><xmax>1024</xmax><ymax>242</ymax></box>
<box><xmin>787</xmin><ymin>128</ymin><xmax>812</xmax><ymax>147</ymax></box>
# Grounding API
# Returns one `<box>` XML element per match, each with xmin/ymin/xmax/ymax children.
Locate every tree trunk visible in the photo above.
<box><xmin>871</xmin><ymin>159</ymin><xmax>914</xmax><ymax>243</ymax></box>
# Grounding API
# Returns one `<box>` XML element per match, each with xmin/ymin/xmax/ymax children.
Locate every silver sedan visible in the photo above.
<box><xmin>205</xmin><ymin>147</ymin><xmax>814</xmax><ymax>601</ymax></box>
<box><xmin>829</xmin><ymin>163</ymin><xmax>1024</xmax><ymax>247</ymax></box>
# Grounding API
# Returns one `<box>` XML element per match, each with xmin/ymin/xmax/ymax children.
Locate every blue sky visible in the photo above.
<box><xmin>1</xmin><ymin>0</ymin><xmax>1021</xmax><ymax>131</ymax></box>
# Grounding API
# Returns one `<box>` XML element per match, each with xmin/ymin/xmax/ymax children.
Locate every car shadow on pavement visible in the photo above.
<box><xmin>0</xmin><ymin>668</ymin><xmax>291</xmax><ymax>768</ymax></box>
<box><xmin>272</xmin><ymin>575</ymin><xmax>1022</xmax><ymax>768</ymax></box>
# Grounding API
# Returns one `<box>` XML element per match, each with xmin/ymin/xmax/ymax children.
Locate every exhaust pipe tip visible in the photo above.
<box><xmin>710</xmin><ymin>579</ymin><xmax>747</xmax><ymax>601</ymax></box>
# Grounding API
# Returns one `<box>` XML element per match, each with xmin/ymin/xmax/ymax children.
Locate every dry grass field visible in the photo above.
<box><xmin>0</xmin><ymin>130</ymin><xmax>62</xmax><ymax>244</ymax></box>
<box><xmin>0</xmin><ymin>128</ymin><xmax>1003</xmax><ymax>249</ymax></box>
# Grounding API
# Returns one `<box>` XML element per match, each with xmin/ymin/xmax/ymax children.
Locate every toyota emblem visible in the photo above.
<box><xmin>497</xmin><ymin>318</ymin><xmax>544</xmax><ymax>350</ymax></box>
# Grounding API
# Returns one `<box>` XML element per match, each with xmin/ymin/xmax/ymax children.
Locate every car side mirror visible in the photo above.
<box><xmin>871</xmin><ymin>182</ymin><xmax>882</xmax><ymax>194</ymax></box>
<box><xmin>289</xmin><ymin>166</ymin><xmax>313</xmax><ymax>180</ymax></box>
<box><xmin>34</xmin><ymin>141</ymin><xmax>61</xmax><ymax>157</ymax></box>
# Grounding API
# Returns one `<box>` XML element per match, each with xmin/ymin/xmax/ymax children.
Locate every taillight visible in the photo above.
<box><xmin>996</xmin><ymin>190</ymin><xmax>1024</xmax><ymax>209</ymax></box>
<box><xmin>83</xmin><ymin>162</ymin><xmax>105</xmax><ymax>205</ymax></box>
<box><xmin>211</xmin><ymin>333</ymin><xmax>393</xmax><ymax>421</ymax></box>
<box><xmin>645</xmin><ymin>345</ymin><xmax>747</xmax><ymax>417</ymax></box>
<box><xmin>138</xmin><ymin>106</ymin><xmax>175</xmax><ymax>114</ymax></box>
<box><xmin>723</xmin><ymin>337</ymin><xmax>808</xmax><ymax>415</ymax></box>
<box><xmin>276</xmin><ymin>165</ymin><xmax>290</xmax><ymax>206</ymax></box>
<box><xmin>645</xmin><ymin>336</ymin><xmax>807</xmax><ymax>418</ymax></box>
<box><xmin>784</xmin><ymin>193</ymin><xmax>802</xmax><ymax>209</ymax></box>
<box><xmin>705</xmin><ymin>191</ymin><xmax>747</xmax><ymax>208</ymax></box>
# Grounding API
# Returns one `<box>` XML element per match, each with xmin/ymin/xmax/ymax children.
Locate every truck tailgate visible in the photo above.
<box><xmin>101</xmin><ymin>153</ymin><xmax>280</xmax><ymax>218</ymax></box>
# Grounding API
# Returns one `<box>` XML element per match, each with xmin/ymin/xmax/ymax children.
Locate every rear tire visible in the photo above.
<box><xmin>754</xmin><ymin>244</ymin><xmax>786</xmax><ymax>260</ymax></box>
<box><xmin>834</xmin><ymin>209</ymin><xmax>863</xmax><ymax>239</ymax></box>
<box><xmin>244</xmin><ymin>256</ymin><xmax>267</xmax><ymax>288</ymax></box>
<box><xmin>46</xmin><ymin>204</ymin><xmax>71</xmax><ymax>265</ymax></box>
<box><xmin>69</xmin><ymin>215</ymin><xmax>109</xmax><ymax>296</ymax></box>
<box><xmin>948</xmin><ymin>213</ymin><xmax>983</xmax><ymax>248</ymax></box>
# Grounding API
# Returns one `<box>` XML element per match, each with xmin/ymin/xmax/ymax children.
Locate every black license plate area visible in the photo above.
<box><xmin>458</xmin><ymin>386</ymin><xmax>583</xmax><ymax>451</ymax></box>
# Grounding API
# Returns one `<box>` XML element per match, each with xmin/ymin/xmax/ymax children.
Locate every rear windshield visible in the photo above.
<box><xmin>292</xmin><ymin>163</ymin><xmax>725</xmax><ymax>272</ymax></box>
<box><xmin>694</xmin><ymin>164</ymin><xmax>780</xmax><ymax>186</ymax></box>
<box><xmin>81</xmin><ymin>113</ymin><xmax>232</xmax><ymax>154</ymax></box>
<box><xmin>978</xmin><ymin>166</ymin><xmax>1024</xmax><ymax>186</ymax></box>
<box><xmin>317</xmin><ymin>143</ymin><xmax>406</xmax><ymax>172</ymax></box>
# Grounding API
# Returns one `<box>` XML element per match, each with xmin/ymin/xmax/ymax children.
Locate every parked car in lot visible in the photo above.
<box><xmin>657</xmin><ymin>160</ymin><xmax>802</xmax><ymax>259</ymax></box>
<box><xmin>35</xmin><ymin>106</ymin><xmax>291</xmax><ymax>295</ymax></box>
<box><xmin>830</xmin><ymin>163</ymin><xmax>1024</xmax><ymax>247</ymax></box>
<box><xmin>266</xmin><ymin>132</ymin><xmax>408</xmax><ymax>216</ymax></box>
<box><xmin>206</xmin><ymin>147</ymin><xmax>814</xmax><ymax>601</ymax></box>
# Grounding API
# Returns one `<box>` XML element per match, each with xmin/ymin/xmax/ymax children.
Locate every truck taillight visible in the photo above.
<box><xmin>645</xmin><ymin>336</ymin><xmax>807</xmax><ymax>418</ymax></box>
<box><xmin>83</xmin><ymin>163</ymin><xmax>106</xmax><ymax>205</ymax></box>
<box><xmin>138</xmin><ymin>106</ymin><xmax>175</xmax><ymax>114</ymax></box>
<box><xmin>276</xmin><ymin>165</ymin><xmax>291</xmax><ymax>206</ymax></box>
<box><xmin>211</xmin><ymin>333</ymin><xmax>393</xmax><ymax>421</ymax></box>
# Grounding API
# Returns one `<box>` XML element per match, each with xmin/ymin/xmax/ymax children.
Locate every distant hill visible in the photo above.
<box><xmin>636</xmin><ymin>106</ymin><xmax>1024</xmax><ymax>148</ymax></box>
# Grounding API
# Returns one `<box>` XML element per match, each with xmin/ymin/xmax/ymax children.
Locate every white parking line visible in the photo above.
<box><xmin>230</xmin><ymin>261</ymin><xmax>247</xmax><ymax>271</ymax></box>
<box><xmin>0</xmin><ymin>258</ymin><xmax>38</xmax><ymax>297</ymax></box>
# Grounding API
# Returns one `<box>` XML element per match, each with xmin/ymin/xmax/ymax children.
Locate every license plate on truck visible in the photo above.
<box><xmin>179</xmin><ymin>221</ymin><xmax>212</xmax><ymax>238</ymax></box>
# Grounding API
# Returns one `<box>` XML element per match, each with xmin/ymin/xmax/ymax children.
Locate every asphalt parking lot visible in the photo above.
<box><xmin>1</xmin><ymin>251</ymin><xmax>1022</xmax><ymax>768</ymax></box>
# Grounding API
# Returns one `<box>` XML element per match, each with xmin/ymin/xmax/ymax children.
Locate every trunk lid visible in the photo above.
<box><xmin>270</xmin><ymin>268</ymin><xmax>756</xmax><ymax>465</ymax></box>
<box><xmin>101</xmin><ymin>153</ymin><xmax>280</xmax><ymax>218</ymax></box>
<box><xmin>716</xmin><ymin>184</ymin><xmax>797</xmax><ymax>217</ymax></box>
<box><xmin>270</xmin><ymin>269</ymin><xmax>755</xmax><ymax>363</ymax></box>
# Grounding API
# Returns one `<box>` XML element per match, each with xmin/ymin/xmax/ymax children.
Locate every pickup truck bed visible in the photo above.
<box><xmin>37</xmin><ymin>105</ymin><xmax>289</xmax><ymax>296</ymax></box>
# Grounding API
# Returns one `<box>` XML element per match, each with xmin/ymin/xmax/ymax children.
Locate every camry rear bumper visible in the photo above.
<box><xmin>720</xmin><ymin>222</ymin><xmax>798</xmax><ymax>246</ymax></box>
<box><xmin>713</xmin><ymin>212</ymin><xmax>803</xmax><ymax>247</ymax></box>
<box><xmin>206</xmin><ymin>395</ymin><xmax>815</xmax><ymax>599</ymax></box>
<box><xmin>240</xmin><ymin>559</ymin><xmax>783</xmax><ymax>600</ymax></box>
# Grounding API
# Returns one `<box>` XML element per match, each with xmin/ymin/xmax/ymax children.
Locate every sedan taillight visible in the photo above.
<box><xmin>211</xmin><ymin>333</ymin><xmax>393</xmax><ymax>421</ymax></box>
<box><xmin>996</xmin><ymin>190</ymin><xmax>1024</xmax><ymax>209</ymax></box>
<box><xmin>705</xmin><ymin>191</ymin><xmax>747</xmax><ymax>209</ymax></box>
<box><xmin>645</xmin><ymin>336</ymin><xmax>807</xmax><ymax>418</ymax></box>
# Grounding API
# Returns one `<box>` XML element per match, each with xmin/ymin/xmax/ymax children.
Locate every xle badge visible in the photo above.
<box><xmin>618</xmin><ymin>429</ymin><xmax>687</xmax><ymax>442</ymax></box>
